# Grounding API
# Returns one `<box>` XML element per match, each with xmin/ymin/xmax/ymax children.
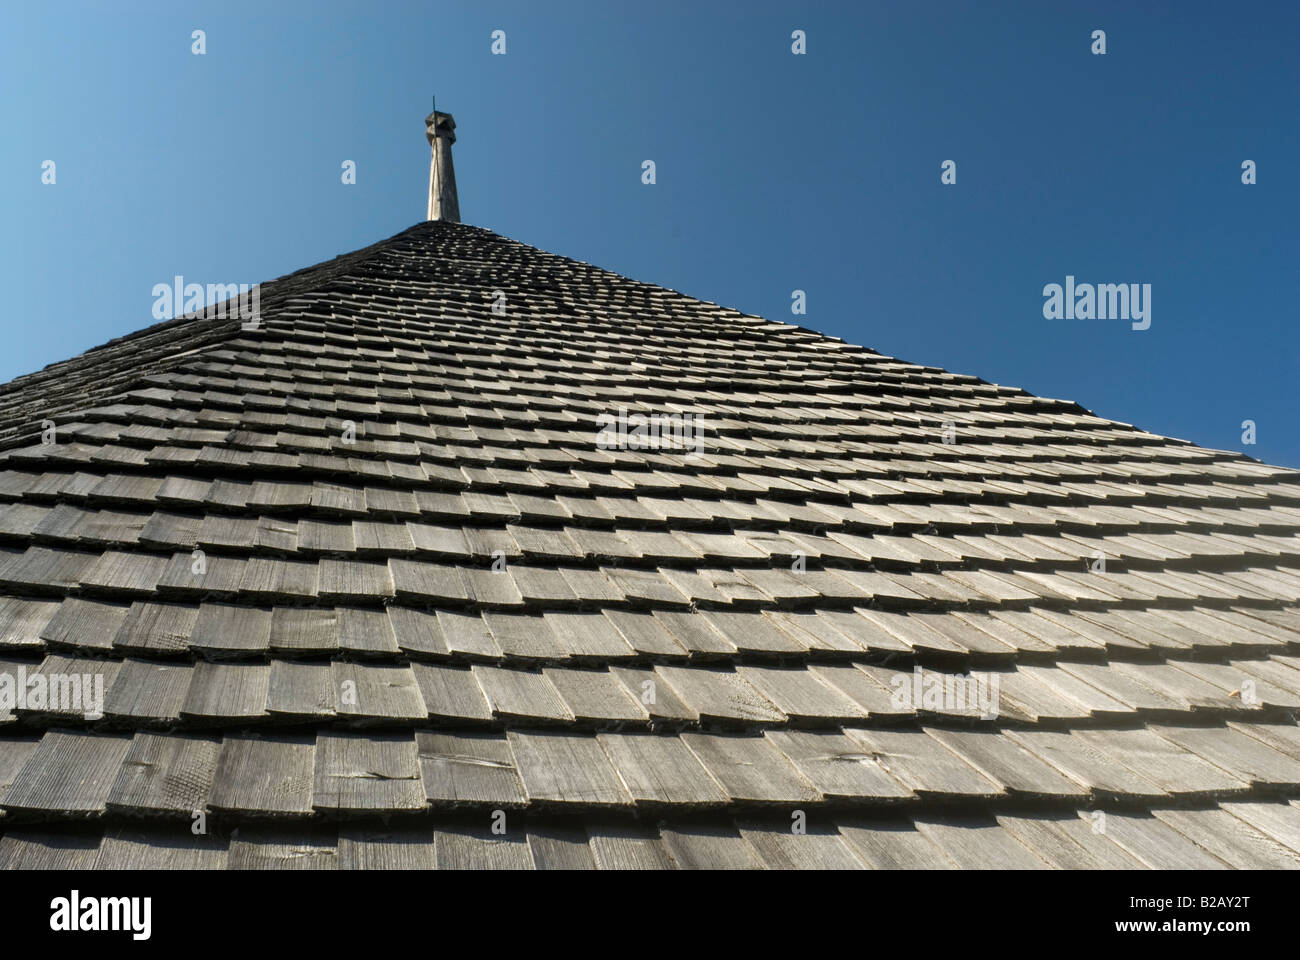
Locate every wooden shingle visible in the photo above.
<box><xmin>208</xmin><ymin>734</ymin><xmax>315</xmax><ymax>816</ymax></box>
<box><xmin>3</xmin><ymin>730</ymin><xmax>133</xmax><ymax>815</ymax></box>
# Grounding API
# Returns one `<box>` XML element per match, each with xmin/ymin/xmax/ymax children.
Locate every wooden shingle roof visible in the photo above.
<box><xmin>1</xmin><ymin>219</ymin><xmax>1299</xmax><ymax>869</ymax></box>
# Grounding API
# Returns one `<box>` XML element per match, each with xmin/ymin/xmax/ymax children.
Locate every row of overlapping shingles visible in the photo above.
<box><xmin>4</xmin><ymin>802</ymin><xmax>1300</xmax><ymax>869</ymax></box>
<box><xmin>0</xmin><ymin>222</ymin><xmax>1299</xmax><ymax>867</ymax></box>
<box><xmin>5</xmin><ymin>718</ymin><xmax>1300</xmax><ymax>820</ymax></box>
<box><xmin>5</xmin><ymin>615</ymin><xmax>1300</xmax><ymax>728</ymax></box>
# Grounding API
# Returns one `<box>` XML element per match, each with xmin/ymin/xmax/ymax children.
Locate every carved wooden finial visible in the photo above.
<box><xmin>425</xmin><ymin>109</ymin><xmax>459</xmax><ymax>223</ymax></box>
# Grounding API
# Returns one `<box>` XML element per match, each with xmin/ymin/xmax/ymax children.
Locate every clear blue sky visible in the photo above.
<box><xmin>4</xmin><ymin>1</ymin><xmax>1297</xmax><ymax>465</ymax></box>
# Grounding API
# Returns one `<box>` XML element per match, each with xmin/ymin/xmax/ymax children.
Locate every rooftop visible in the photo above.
<box><xmin>0</xmin><ymin>219</ymin><xmax>1299</xmax><ymax>868</ymax></box>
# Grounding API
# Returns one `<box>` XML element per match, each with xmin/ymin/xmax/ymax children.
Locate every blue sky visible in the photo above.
<box><xmin>3</xmin><ymin>0</ymin><xmax>1297</xmax><ymax>465</ymax></box>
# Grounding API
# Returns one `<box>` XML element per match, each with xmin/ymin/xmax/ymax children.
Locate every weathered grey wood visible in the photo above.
<box><xmin>737</xmin><ymin>820</ymin><xmax>866</xmax><ymax>869</ymax></box>
<box><xmin>157</xmin><ymin>550</ymin><xmax>246</xmax><ymax>597</ymax></box>
<box><xmin>180</xmin><ymin>662</ymin><xmax>269</xmax><ymax>722</ymax></box>
<box><xmin>298</xmin><ymin>519</ymin><xmax>355</xmax><ymax>554</ymax></box>
<box><xmin>1083</xmin><ymin>610</ymin><xmax>1195</xmax><ymax>654</ymax></box>
<box><xmin>311</xmin><ymin>482</ymin><xmax>365</xmax><ymax>515</ymax></box>
<box><xmin>405</xmin><ymin>522</ymin><xmax>469</xmax><ymax>556</ymax></box>
<box><xmin>1229</xmin><ymin>720</ymin><xmax>1300</xmax><ymax>762</ymax></box>
<box><xmin>2</xmin><ymin>730</ymin><xmax>133</xmax><ymax>814</ymax></box>
<box><xmin>226</xmin><ymin>828</ymin><xmax>338</xmax><ymax>869</ymax></box>
<box><xmin>560</xmin><ymin>566</ymin><xmax>625</xmax><ymax>604</ymax></box>
<box><xmin>386</xmin><ymin>606</ymin><xmax>449</xmax><ymax>657</ymax></box>
<box><xmin>313</xmin><ymin>731</ymin><xmax>424</xmax><ymax>814</ymax></box>
<box><xmin>909</xmin><ymin>611</ymin><xmax>1018</xmax><ymax>656</ymax></box>
<box><xmin>651</xmin><ymin>601</ymin><xmax>749</xmax><ymax>651</ymax></box>
<box><xmin>112</xmin><ymin>601</ymin><xmax>198</xmax><ymax>654</ymax></box>
<box><xmin>1153</xmin><ymin>723</ymin><xmax>1300</xmax><ymax>788</ymax></box>
<box><xmin>105</xmin><ymin>733</ymin><xmax>220</xmax><ymax>816</ymax></box>
<box><xmin>462</xmin><ymin>567</ymin><xmax>524</xmax><ymax>606</ymax></box>
<box><xmin>331</xmin><ymin>662</ymin><xmax>426</xmax><ymax>722</ymax></box>
<box><xmin>191</xmin><ymin>602</ymin><xmax>272</xmax><ymax>655</ymax></box>
<box><xmin>603</xmin><ymin>567</ymin><xmax>690</xmax><ymax>607</ymax></box>
<box><xmin>0</xmin><ymin>829</ymin><xmax>102</xmax><ymax>869</ymax></box>
<box><xmin>0</xmin><ymin>736</ymin><xmax>40</xmax><ymax>792</ymax></box>
<box><xmin>809</xmin><ymin>664</ymin><xmax>900</xmax><ymax>717</ymax></box>
<box><xmin>1110</xmin><ymin>661</ymin><xmax>1229</xmax><ymax>710</ymax></box>
<box><xmin>104</xmin><ymin>659</ymin><xmax>188</xmax><ymax>723</ymax></box>
<box><xmin>604</xmin><ymin>610</ymin><xmax>689</xmax><ymax>656</ymax></box>
<box><xmin>658</xmin><ymin>824</ymin><xmax>763</xmax><ymax>869</ymax></box>
<box><xmin>737</xmin><ymin>666</ymin><xmax>868</xmax><ymax>721</ymax></box>
<box><xmin>991</xmin><ymin>608</ymin><xmax>1107</xmax><ymax>655</ymax></box>
<box><xmin>544</xmin><ymin>667</ymin><xmax>648</xmax><ymax>723</ymax></box>
<box><xmin>509</xmin><ymin>566</ymin><xmax>580</xmax><ymax>605</ymax></box>
<box><xmin>1084</xmin><ymin>811</ymin><xmax>1229</xmax><ymax>870</ymax></box>
<box><xmin>0</xmin><ymin>546</ymin><xmax>98</xmax><ymax>593</ymax></box>
<box><xmin>337</xmin><ymin>827</ymin><xmax>436</xmax><ymax>869</ymax></box>
<box><xmin>0</xmin><ymin>597</ymin><xmax>59</xmax><ymax>651</ymax></box>
<box><xmin>208</xmin><ymin>734</ymin><xmax>315</xmax><ymax>816</ymax></box>
<box><xmin>507</xmin><ymin>730</ymin><xmax>633</xmax><ymax>807</ymax></box>
<box><xmin>1152</xmin><ymin>807</ymin><xmax>1300</xmax><ymax>869</ymax></box>
<box><xmin>1153</xmin><ymin>607</ymin><xmax>1277</xmax><ymax>649</ymax></box>
<box><xmin>15</xmin><ymin>654</ymin><xmax>118</xmax><ymax>722</ymax></box>
<box><xmin>925</xmin><ymin>728</ymin><xmax>1087</xmax><ymax>800</ymax></box>
<box><xmin>837</xmin><ymin>817</ymin><xmax>956</xmax><ymax>868</ymax></box>
<box><xmin>433</xmin><ymin>826</ymin><xmax>533</xmax><ymax>869</ymax></box>
<box><xmin>185</xmin><ymin>598</ymin><xmax>269</xmax><ymax>658</ymax></box>
<box><xmin>587</xmin><ymin>823</ymin><xmax>675</xmax><ymax>869</ymax></box>
<box><xmin>860</xmin><ymin>661</ymin><xmax>1005</xmax><ymax>720</ymax></box>
<box><xmin>336</xmin><ymin>606</ymin><xmax>399</xmax><ymax>655</ymax></box>
<box><xmin>40</xmin><ymin>597</ymin><xmax>126</xmax><ymax>652</ymax></box>
<box><xmin>438</xmin><ymin>609</ymin><xmax>502</xmax><ymax>659</ymax></box>
<box><xmin>527</xmin><ymin>824</ymin><xmax>597</xmax><ymax>869</ymax></box>
<box><xmin>4</xmin><ymin>173</ymin><xmax>1300</xmax><ymax>873</ymax></box>
<box><xmin>995</xmin><ymin>813</ymin><xmax>1146</xmax><ymax>869</ymax></box>
<box><xmin>764</xmin><ymin>729</ymin><xmax>911</xmax><ymax>802</ymax></box>
<box><xmin>609</xmin><ymin>665</ymin><xmax>697</xmax><ymax>721</ymax></box>
<box><xmin>542</xmin><ymin>611</ymin><xmax>636</xmax><ymax>659</ymax></box>
<box><xmin>352</xmin><ymin>520</ymin><xmax>416</xmax><ymax>555</ymax></box>
<box><xmin>1174</xmin><ymin>659</ymin><xmax>1292</xmax><ymax>710</ymax></box>
<box><xmin>911</xmin><ymin>815</ymin><xmax>1050</xmax><ymax>869</ymax></box>
<box><xmin>680</xmin><ymin>732</ymin><xmax>818</xmax><ymax>804</ymax></box>
<box><xmin>482</xmin><ymin>611</ymin><xmax>566</xmax><ymax>661</ymax></box>
<box><xmin>767</xmin><ymin>609</ymin><xmax>861</xmax><ymax>653</ymax></box>
<box><xmin>1056</xmin><ymin>660</ymin><xmax>1188</xmax><ymax>713</ymax></box>
<box><xmin>844</xmin><ymin>727</ymin><xmax>1004</xmax><ymax>799</ymax></box>
<box><xmin>596</xmin><ymin>732</ymin><xmax>728</xmax><ymax>806</ymax></box>
<box><xmin>1007</xmin><ymin>729</ymin><xmax>1164</xmax><ymax>799</ymax></box>
<box><xmin>1227</xmin><ymin>658</ymin><xmax>1300</xmax><ymax>705</ymax></box>
<box><xmin>79</xmin><ymin>549</ymin><xmax>167</xmax><ymax>595</ymax></box>
<box><xmin>95</xmin><ymin>826</ymin><xmax>228</xmax><ymax>869</ymax></box>
<box><xmin>655</xmin><ymin>665</ymin><xmax>784</xmax><ymax>724</ymax></box>
<box><xmin>410</xmin><ymin>662</ymin><xmax>493</xmax><ymax>722</ymax></box>
<box><xmin>266</xmin><ymin>660</ymin><xmax>335</xmax><ymax>717</ymax></box>
<box><xmin>953</xmin><ymin>611</ymin><xmax>1054</xmax><ymax>654</ymax></box>
<box><xmin>389</xmin><ymin>558</ymin><xmax>468</xmax><ymax>603</ymax></box>
<box><xmin>1220</xmin><ymin>800</ymin><xmax>1300</xmax><ymax>853</ymax></box>
<box><xmin>856</xmin><ymin>610</ymin><xmax>964</xmax><ymax>656</ymax></box>
<box><xmin>508</xmin><ymin>526</ymin><xmax>583</xmax><ymax>560</ymax></box>
<box><xmin>317</xmin><ymin>558</ymin><xmax>393</xmax><ymax>600</ymax></box>
<box><xmin>474</xmin><ymin>665</ymin><xmax>572</xmax><ymax>723</ymax></box>
<box><xmin>239</xmin><ymin>556</ymin><xmax>320</xmax><ymax>600</ymax></box>
<box><xmin>416</xmin><ymin>731</ymin><xmax>526</xmax><ymax>806</ymax></box>
<box><xmin>816</xmin><ymin>608</ymin><xmax>912</xmax><ymax>654</ymax></box>
<box><xmin>1076</xmin><ymin>728</ymin><xmax>1250</xmax><ymax>796</ymax></box>
<box><xmin>1015</xmin><ymin>664</ymin><xmax>1131</xmax><ymax>719</ymax></box>
<box><xmin>701</xmin><ymin>610</ymin><xmax>803</xmax><ymax>654</ymax></box>
<box><xmin>996</xmin><ymin>668</ymin><xmax>1090</xmax><ymax>722</ymax></box>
